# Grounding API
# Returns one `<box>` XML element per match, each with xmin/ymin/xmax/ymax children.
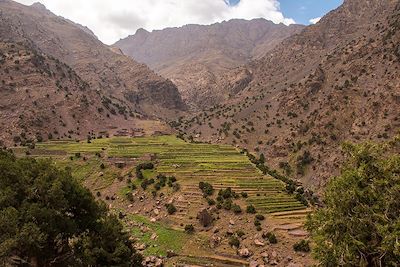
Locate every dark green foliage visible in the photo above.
<box><xmin>0</xmin><ymin>151</ymin><xmax>142</xmax><ymax>266</ymax></box>
<box><xmin>236</xmin><ymin>230</ymin><xmax>245</xmax><ymax>238</ymax></box>
<box><xmin>199</xmin><ymin>181</ymin><xmax>214</xmax><ymax>197</ymax></box>
<box><xmin>100</xmin><ymin>163</ymin><xmax>105</xmax><ymax>169</ymax></box>
<box><xmin>306</xmin><ymin>139</ymin><xmax>400</xmax><ymax>266</ymax></box>
<box><xmin>222</xmin><ymin>199</ymin><xmax>232</xmax><ymax>210</ymax></box>
<box><xmin>296</xmin><ymin>150</ymin><xmax>314</xmax><ymax>175</ymax></box>
<box><xmin>285</xmin><ymin>181</ymin><xmax>296</xmax><ymax>194</ymax></box>
<box><xmin>254</xmin><ymin>220</ymin><xmax>261</xmax><ymax>227</ymax></box>
<box><xmin>126</xmin><ymin>192</ymin><xmax>134</xmax><ymax>202</ymax></box>
<box><xmin>262</xmin><ymin>232</ymin><xmax>277</xmax><ymax>244</ymax></box>
<box><xmin>293</xmin><ymin>240</ymin><xmax>310</xmax><ymax>252</ymax></box>
<box><xmin>168</xmin><ymin>176</ymin><xmax>177</xmax><ymax>183</ymax></box>
<box><xmin>240</xmin><ymin>192</ymin><xmax>248</xmax><ymax>198</ymax></box>
<box><xmin>206</xmin><ymin>198</ymin><xmax>216</xmax><ymax>206</ymax></box>
<box><xmin>232</xmin><ymin>204</ymin><xmax>242</xmax><ymax>214</ymax></box>
<box><xmin>141</xmin><ymin>179</ymin><xmax>154</xmax><ymax>190</ymax></box>
<box><xmin>246</xmin><ymin>204</ymin><xmax>256</xmax><ymax>214</ymax></box>
<box><xmin>218</xmin><ymin>187</ymin><xmax>233</xmax><ymax>199</ymax></box>
<box><xmin>295</xmin><ymin>193</ymin><xmax>309</xmax><ymax>206</ymax></box>
<box><xmin>154</xmin><ymin>174</ymin><xmax>167</xmax><ymax>191</ymax></box>
<box><xmin>243</xmin><ymin>150</ymin><xmax>316</xmax><ymax>206</ymax></box>
<box><xmin>184</xmin><ymin>224</ymin><xmax>195</xmax><ymax>234</ymax></box>
<box><xmin>255</xmin><ymin>214</ymin><xmax>265</xmax><ymax>221</ymax></box>
<box><xmin>135</xmin><ymin>162</ymin><xmax>154</xmax><ymax>179</ymax></box>
<box><xmin>166</xmin><ymin>204</ymin><xmax>177</xmax><ymax>215</ymax></box>
<box><xmin>228</xmin><ymin>236</ymin><xmax>240</xmax><ymax>248</ymax></box>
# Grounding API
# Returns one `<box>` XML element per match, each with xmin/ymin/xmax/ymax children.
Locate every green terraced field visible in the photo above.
<box><xmin>29</xmin><ymin>135</ymin><xmax>306</xmax><ymax>215</ymax></box>
<box><xmin>127</xmin><ymin>214</ymin><xmax>188</xmax><ymax>257</ymax></box>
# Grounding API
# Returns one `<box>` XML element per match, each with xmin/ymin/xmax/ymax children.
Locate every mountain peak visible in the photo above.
<box><xmin>31</xmin><ymin>2</ymin><xmax>47</xmax><ymax>11</ymax></box>
<box><xmin>136</xmin><ymin>28</ymin><xmax>149</xmax><ymax>35</ymax></box>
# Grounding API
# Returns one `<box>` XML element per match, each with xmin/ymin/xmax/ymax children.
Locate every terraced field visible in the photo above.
<box><xmin>14</xmin><ymin>135</ymin><xmax>310</xmax><ymax>266</ymax></box>
<box><xmin>29</xmin><ymin>135</ymin><xmax>306</xmax><ymax>216</ymax></box>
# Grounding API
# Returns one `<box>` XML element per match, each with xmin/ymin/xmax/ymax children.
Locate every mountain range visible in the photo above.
<box><xmin>115</xmin><ymin>19</ymin><xmax>304</xmax><ymax>109</ymax></box>
<box><xmin>173</xmin><ymin>0</ymin><xmax>400</xmax><ymax>189</ymax></box>
<box><xmin>1</xmin><ymin>0</ymin><xmax>399</xmax><ymax>190</ymax></box>
<box><xmin>0</xmin><ymin>0</ymin><xmax>184</xmax><ymax>145</ymax></box>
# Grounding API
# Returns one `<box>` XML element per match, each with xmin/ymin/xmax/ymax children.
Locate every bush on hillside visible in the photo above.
<box><xmin>306</xmin><ymin>138</ymin><xmax>400</xmax><ymax>266</ymax></box>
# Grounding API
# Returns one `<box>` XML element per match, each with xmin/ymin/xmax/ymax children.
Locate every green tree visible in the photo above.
<box><xmin>306</xmin><ymin>138</ymin><xmax>400</xmax><ymax>266</ymax></box>
<box><xmin>0</xmin><ymin>151</ymin><xmax>142</xmax><ymax>266</ymax></box>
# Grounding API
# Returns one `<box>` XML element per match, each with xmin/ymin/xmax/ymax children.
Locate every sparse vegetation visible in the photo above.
<box><xmin>263</xmin><ymin>232</ymin><xmax>278</xmax><ymax>244</ymax></box>
<box><xmin>246</xmin><ymin>204</ymin><xmax>256</xmax><ymax>214</ymax></box>
<box><xmin>184</xmin><ymin>224</ymin><xmax>195</xmax><ymax>234</ymax></box>
<box><xmin>228</xmin><ymin>236</ymin><xmax>240</xmax><ymax>248</ymax></box>
<box><xmin>199</xmin><ymin>181</ymin><xmax>214</xmax><ymax>197</ymax></box>
<box><xmin>166</xmin><ymin>203</ymin><xmax>177</xmax><ymax>215</ymax></box>
<box><xmin>293</xmin><ymin>240</ymin><xmax>310</xmax><ymax>252</ymax></box>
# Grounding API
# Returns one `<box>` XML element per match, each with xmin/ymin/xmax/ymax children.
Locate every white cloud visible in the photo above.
<box><xmin>14</xmin><ymin>0</ymin><xmax>295</xmax><ymax>45</ymax></box>
<box><xmin>309</xmin><ymin>17</ymin><xmax>321</xmax><ymax>24</ymax></box>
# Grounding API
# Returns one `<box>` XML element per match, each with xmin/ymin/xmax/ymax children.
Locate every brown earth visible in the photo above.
<box><xmin>85</xmin><ymin>156</ymin><xmax>315</xmax><ymax>267</ymax></box>
<box><xmin>115</xmin><ymin>19</ymin><xmax>304</xmax><ymax>110</ymax></box>
<box><xmin>0</xmin><ymin>0</ymin><xmax>186</xmax><ymax>145</ymax></box>
<box><xmin>176</xmin><ymin>0</ymin><xmax>400</xmax><ymax>190</ymax></box>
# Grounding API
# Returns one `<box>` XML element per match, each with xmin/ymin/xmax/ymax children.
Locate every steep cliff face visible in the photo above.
<box><xmin>115</xmin><ymin>19</ymin><xmax>304</xmax><ymax>109</ymax></box>
<box><xmin>177</xmin><ymin>0</ymin><xmax>400</xmax><ymax>189</ymax></box>
<box><xmin>0</xmin><ymin>0</ymin><xmax>185</xmax><ymax>118</ymax></box>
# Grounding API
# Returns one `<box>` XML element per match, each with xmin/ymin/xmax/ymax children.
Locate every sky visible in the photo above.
<box><xmin>15</xmin><ymin>0</ymin><xmax>343</xmax><ymax>45</ymax></box>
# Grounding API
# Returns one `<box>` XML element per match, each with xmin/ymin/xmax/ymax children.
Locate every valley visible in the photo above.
<box><xmin>0</xmin><ymin>0</ymin><xmax>399</xmax><ymax>266</ymax></box>
<box><xmin>12</xmin><ymin>135</ymin><xmax>313</xmax><ymax>266</ymax></box>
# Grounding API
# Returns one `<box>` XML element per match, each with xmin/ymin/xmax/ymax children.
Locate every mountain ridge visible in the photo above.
<box><xmin>115</xmin><ymin>18</ymin><xmax>305</xmax><ymax>109</ymax></box>
<box><xmin>175</xmin><ymin>0</ymin><xmax>400</xmax><ymax>189</ymax></box>
<box><xmin>0</xmin><ymin>0</ymin><xmax>184</xmax><ymax>145</ymax></box>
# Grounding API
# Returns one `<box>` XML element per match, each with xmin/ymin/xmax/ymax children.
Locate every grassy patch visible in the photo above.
<box><xmin>128</xmin><ymin>214</ymin><xmax>188</xmax><ymax>256</ymax></box>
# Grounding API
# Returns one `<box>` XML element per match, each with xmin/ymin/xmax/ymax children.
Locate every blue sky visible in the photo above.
<box><xmin>229</xmin><ymin>0</ymin><xmax>343</xmax><ymax>25</ymax></box>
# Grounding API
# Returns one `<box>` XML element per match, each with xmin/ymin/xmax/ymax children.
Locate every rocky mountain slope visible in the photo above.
<box><xmin>0</xmin><ymin>0</ymin><xmax>185</xmax><ymax>145</ymax></box>
<box><xmin>115</xmin><ymin>19</ymin><xmax>304</xmax><ymax>109</ymax></box>
<box><xmin>175</xmin><ymin>0</ymin><xmax>400</xmax><ymax>190</ymax></box>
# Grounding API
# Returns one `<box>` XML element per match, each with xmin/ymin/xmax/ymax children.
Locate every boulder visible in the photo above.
<box><xmin>135</xmin><ymin>243</ymin><xmax>147</xmax><ymax>251</ymax></box>
<box><xmin>238</xmin><ymin>248</ymin><xmax>251</xmax><ymax>258</ymax></box>
<box><xmin>151</xmin><ymin>233</ymin><xmax>158</xmax><ymax>240</ymax></box>
<box><xmin>153</xmin><ymin>208</ymin><xmax>160</xmax><ymax>216</ymax></box>
<box><xmin>254</xmin><ymin>239</ymin><xmax>265</xmax><ymax>247</ymax></box>
<box><xmin>210</xmin><ymin>235</ymin><xmax>221</xmax><ymax>248</ymax></box>
<box><xmin>154</xmin><ymin>258</ymin><xmax>163</xmax><ymax>267</ymax></box>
